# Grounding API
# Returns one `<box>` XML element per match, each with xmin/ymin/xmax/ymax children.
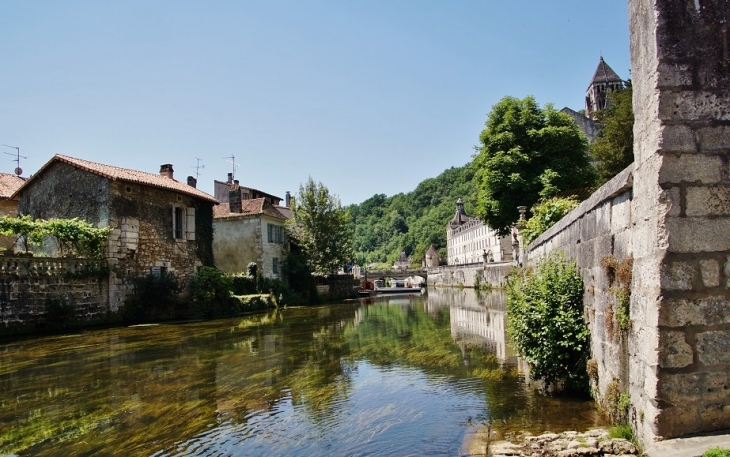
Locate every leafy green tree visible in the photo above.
<box><xmin>288</xmin><ymin>177</ymin><xmax>353</xmax><ymax>276</ymax></box>
<box><xmin>589</xmin><ymin>85</ymin><xmax>634</xmax><ymax>184</ymax></box>
<box><xmin>474</xmin><ymin>96</ymin><xmax>596</xmax><ymax>235</ymax></box>
<box><xmin>521</xmin><ymin>197</ymin><xmax>579</xmax><ymax>245</ymax></box>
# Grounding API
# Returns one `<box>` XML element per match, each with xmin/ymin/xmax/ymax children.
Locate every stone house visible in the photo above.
<box><xmin>213</xmin><ymin>182</ymin><xmax>289</xmax><ymax>278</ymax></box>
<box><xmin>0</xmin><ymin>173</ymin><xmax>26</xmax><ymax>250</ymax></box>
<box><xmin>446</xmin><ymin>198</ymin><xmax>512</xmax><ymax>265</ymax></box>
<box><xmin>12</xmin><ymin>154</ymin><xmax>218</xmax><ymax>309</ymax></box>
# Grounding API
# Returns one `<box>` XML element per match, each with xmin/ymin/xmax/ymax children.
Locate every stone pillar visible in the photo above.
<box><xmin>629</xmin><ymin>0</ymin><xmax>730</xmax><ymax>443</ymax></box>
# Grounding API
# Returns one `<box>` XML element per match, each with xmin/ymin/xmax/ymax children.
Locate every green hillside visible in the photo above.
<box><xmin>348</xmin><ymin>163</ymin><xmax>477</xmax><ymax>267</ymax></box>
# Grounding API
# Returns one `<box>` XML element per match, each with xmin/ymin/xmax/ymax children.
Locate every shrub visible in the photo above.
<box><xmin>189</xmin><ymin>267</ymin><xmax>232</xmax><ymax>303</ymax></box>
<box><xmin>230</xmin><ymin>294</ymin><xmax>276</xmax><ymax>313</ymax></box>
<box><xmin>506</xmin><ymin>252</ymin><xmax>590</xmax><ymax>393</ymax></box>
<box><xmin>703</xmin><ymin>448</ymin><xmax>730</xmax><ymax>457</ymax></box>
<box><xmin>44</xmin><ymin>297</ymin><xmax>76</xmax><ymax>326</ymax></box>
<box><xmin>521</xmin><ymin>197</ymin><xmax>579</xmax><ymax>245</ymax></box>
<box><xmin>123</xmin><ymin>271</ymin><xmax>182</xmax><ymax>322</ymax></box>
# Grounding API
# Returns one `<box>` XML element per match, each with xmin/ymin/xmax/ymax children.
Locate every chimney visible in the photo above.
<box><xmin>234</xmin><ymin>179</ymin><xmax>239</xmax><ymax>185</ymax></box>
<box><xmin>187</xmin><ymin>176</ymin><xmax>197</xmax><ymax>188</ymax></box>
<box><xmin>160</xmin><ymin>164</ymin><xmax>174</xmax><ymax>179</ymax></box>
<box><xmin>228</xmin><ymin>186</ymin><xmax>242</xmax><ymax>213</ymax></box>
<box><xmin>227</xmin><ymin>173</ymin><xmax>233</xmax><ymax>184</ymax></box>
<box><xmin>285</xmin><ymin>191</ymin><xmax>291</xmax><ymax>207</ymax></box>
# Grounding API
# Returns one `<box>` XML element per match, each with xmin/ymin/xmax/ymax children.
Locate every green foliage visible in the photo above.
<box><xmin>506</xmin><ymin>253</ymin><xmax>590</xmax><ymax>392</ymax></box>
<box><xmin>189</xmin><ymin>267</ymin><xmax>232</xmax><ymax>304</ymax></box>
<box><xmin>608</xmin><ymin>424</ymin><xmax>634</xmax><ymax>442</ymax></box>
<box><xmin>0</xmin><ymin>215</ymin><xmax>111</xmax><ymax>259</ymax></box>
<box><xmin>604</xmin><ymin>379</ymin><xmax>631</xmax><ymax>425</ymax></box>
<box><xmin>123</xmin><ymin>271</ymin><xmax>182</xmax><ymax>322</ymax></box>
<box><xmin>703</xmin><ymin>448</ymin><xmax>730</xmax><ymax>457</ymax></box>
<box><xmin>474</xmin><ymin>96</ymin><xmax>596</xmax><ymax>235</ymax></box>
<box><xmin>288</xmin><ymin>177</ymin><xmax>353</xmax><ymax>275</ymax></box>
<box><xmin>44</xmin><ymin>297</ymin><xmax>76</xmax><ymax>326</ymax></box>
<box><xmin>590</xmin><ymin>85</ymin><xmax>634</xmax><ymax>185</ymax></box>
<box><xmin>349</xmin><ymin>165</ymin><xmax>477</xmax><ymax>266</ymax></box>
<box><xmin>230</xmin><ymin>294</ymin><xmax>276</xmax><ymax>313</ymax></box>
<box><xmin>521</xmin><ymin>197</ymin><xmax>579</xmax><ymax>245</ymax></box>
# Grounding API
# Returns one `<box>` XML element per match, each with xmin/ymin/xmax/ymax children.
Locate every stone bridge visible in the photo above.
<box><xmin>361</xmin><ymin>269</ymin><xmax>428</xmax><ymax>281</ymax></box>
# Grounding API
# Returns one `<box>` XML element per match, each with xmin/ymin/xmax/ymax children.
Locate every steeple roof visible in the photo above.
<box><xmin>589</xmin><ymin>57</ymin><xmax>622</xmax><ymax>87</ymax></box>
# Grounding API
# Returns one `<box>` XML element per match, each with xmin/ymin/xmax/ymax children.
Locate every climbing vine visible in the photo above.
<box><xmin>0</xmin><ymin>215</ymin><xmax>111</xmax><ymax>259</ymax></box>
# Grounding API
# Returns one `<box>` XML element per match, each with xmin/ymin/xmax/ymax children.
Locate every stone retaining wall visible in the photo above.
<box><xmin>427</xmin><ymin>262</ymin><xmax>511</xmax><ymax>289</ymax></box>
<box><xmin>0</xmin><ymin>257</ymin><xmax>109</xmax><ymax>333</ymax></box>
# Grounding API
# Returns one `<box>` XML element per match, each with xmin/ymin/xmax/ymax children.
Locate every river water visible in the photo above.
<box><xmin>0</xmin><ymin>289</ymin><xmax>604</xmax><ymax>456</ymax></box>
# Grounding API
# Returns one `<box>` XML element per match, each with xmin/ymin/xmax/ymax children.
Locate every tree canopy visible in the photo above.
<box><xmin>589</xmin><ymin>85</ymin><xmax>634</xmax><ymax>184</ymax></box>
<box><xmin>473</xmin><ymin>96</ymin><xmax>596</xmax><ymax>235</ymax></box>
<box><xmin>288</xmin><ymin>177</ymin><xmax>353</xmax><ymax>276</ymax></box>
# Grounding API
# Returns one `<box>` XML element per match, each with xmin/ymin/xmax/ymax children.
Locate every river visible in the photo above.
<box><xmin>0</xmin><ymin>289</ymin><xmax>604</xmax><ymax>456</ymax></box>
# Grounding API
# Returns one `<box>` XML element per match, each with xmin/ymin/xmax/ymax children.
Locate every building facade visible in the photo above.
<box><xmin>585</xmin><ymin>56</ymin><xmax>624</xmax><ymax>118</ymax></box>
<box><xmin>213</xmin><ymin>181</ymin><xmax>289</xmax><ymax>278</ymax></box>
<box><xmin>14</xmin><ymin>155</ymin><xmax>218</xmax><ymax>309</ymax></box>
<box><xmin>446</xmin><ymin>198</ymin><xmax>512</xmax><ymax>265</ymax></box>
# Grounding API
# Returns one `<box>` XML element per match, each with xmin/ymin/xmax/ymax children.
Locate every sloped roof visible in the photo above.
<box><xmin>0</xmin><ymin>173</ymin><xmax>25</xmax><ymax>199</ymax></box>
<box><xmin>589</xmin><ymin>57</ymin><xmax>623</xmax><ymax>87</ymax></box>
<box><xmin>214</xmin><ymin>180</ymin><xmax>283</xmax><ymax>202</ymax></box>
<box><xmin>13</xmin><ymin>154</ymin><xmax>218</xmax><ymax>203</ymax></box>
<box><xmin>213</xmin><ymin>197</ymin><xmax>287</xmax><ymax>220</ymax></box>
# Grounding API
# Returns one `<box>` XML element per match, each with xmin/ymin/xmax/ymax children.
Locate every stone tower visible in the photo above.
<box><xmin>585</xmin><ymin>57</ymin><xmax>625</xmax><ymax>118</ymax></box>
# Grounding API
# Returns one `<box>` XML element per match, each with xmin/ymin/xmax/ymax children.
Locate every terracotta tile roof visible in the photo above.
<box><xmin>13</xmin><ymin>154</ymin><xmax>218</xmax><ymax>203</ymax></box>
<box><xmin>213</xmin><ymin>197</ymin><xmax>287</xmax><ymax>220</ymax></box>
<box><xmin>0</xmin><ymin>173</ymin><xmax>25</xmax><ymax>199</ymax></box>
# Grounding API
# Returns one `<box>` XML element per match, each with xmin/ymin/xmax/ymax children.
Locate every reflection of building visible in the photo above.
<box><xmin>427</xmin><ymin>288</ymin><xmax>516</xmax><ymax>363</ymax></box>
<box><xmin>446</xmin><ymin>198</ymin><xmax>511</xmax><ymax>265</ymax></box>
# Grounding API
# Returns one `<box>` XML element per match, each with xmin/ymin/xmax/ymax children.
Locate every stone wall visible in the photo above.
<box><xmin>0</xmin><ymin>257</ymin><xmax>109</xmax><ymax>333</ymax></box>
<box><xmin>525</xmin><ymin>165</ymin><xmax>634</xmax><ymax>426</ymax></box>
<box><xmin>427</xmin><ymin>262</ymin><xmax>511</xmax><ymax>289</ymax></box>
<box><xmin>213</xmin><ymin>215</ymin><xmax>287</xmax><ymax>278</ymax></box>
<box><xmin>628</xmin><ymin>0</ymin><xmax>730</xmax><ymax>443</ymax></box>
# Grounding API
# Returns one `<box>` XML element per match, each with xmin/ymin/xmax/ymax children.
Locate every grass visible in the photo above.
<box><xmin>608</xmin><ymin>424</ymin><xmax>633</xmax><ymax>441</ymax></box>
<box><xmin>703</xmin><ymin>448</ymin><xmax>730</xmax><ymax>457</ymax></box>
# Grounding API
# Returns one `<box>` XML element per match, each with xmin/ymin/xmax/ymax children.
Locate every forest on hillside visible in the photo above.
<box><xmin>348</xmin><ymin>164</ymin><xmax>477</xmax><ymax>268</ymax></box>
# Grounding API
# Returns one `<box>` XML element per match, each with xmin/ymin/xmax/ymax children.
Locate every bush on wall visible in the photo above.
<box><xmin>506</xmin><ymin>252</ymin><xmax>590</xmax><ymax>393</ymax></box>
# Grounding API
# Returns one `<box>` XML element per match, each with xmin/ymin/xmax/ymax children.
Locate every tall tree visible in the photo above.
<box><xmin>288</xmin><ymin>177</ymin><xmax>353</xmax><ymax>276</ymax></box>
<box><xmin>474</xmin><ymin>96</ymin><xmax>596</xmax><ymax>235</ymax></box>
<box><xmin>589</xmin><ymin>85</ymin><xmax>634</xmax><ymax>184</ymax></box>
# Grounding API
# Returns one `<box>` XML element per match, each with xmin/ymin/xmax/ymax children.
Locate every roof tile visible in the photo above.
<box><xmin>0</xmin><ymin>173</ymin><xmax>25</xmax><ymax>199</ymax></box>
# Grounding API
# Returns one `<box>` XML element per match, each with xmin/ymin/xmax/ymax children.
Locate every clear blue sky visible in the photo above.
<box><xmin>0</xmin><ymin>1</ymin><xmax>630</xmax><ymax>206</ymax></box>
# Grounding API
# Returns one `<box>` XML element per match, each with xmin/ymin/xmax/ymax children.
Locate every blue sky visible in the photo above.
<box><xmin>0</xmin><ymin>1</ymin><xmax>630</xmax><ymax>205</ymax></box>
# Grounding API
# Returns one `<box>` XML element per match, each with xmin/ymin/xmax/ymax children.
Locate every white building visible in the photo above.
<box><xmin>446</xmin><ymin>198</ymin><xmax>512</xmax><ymax>265</ymax></box>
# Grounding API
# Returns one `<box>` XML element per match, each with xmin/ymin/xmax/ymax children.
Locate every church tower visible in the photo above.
<box><xmin>585</xmin><ymin>57</ymin><xmax>624</xmax><ymax>118</ymax></box>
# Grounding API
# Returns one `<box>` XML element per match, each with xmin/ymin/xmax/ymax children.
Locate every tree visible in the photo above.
<box><xmin>287</xmin><ymin>177</ymin><xmax>353</xmax><ymax>276</ymax></box>
<box><xmin>520</xmin><ymin>196</ymin><xmax>580</xmax><ymax>245</ymax></box>
<box><xmin>474</xmin><ymin>96</ymin><xmax>596</xmax><ymax>235</ymax></box>
<box><xmin>589</xmin><ymin>84</ymin><xmax>634</xmax><ymax>184</ymax></box>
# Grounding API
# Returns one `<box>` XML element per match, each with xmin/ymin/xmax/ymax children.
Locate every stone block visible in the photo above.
<box><xmin>700</xmin><ymin>259</ymin><xmax>720</xmax><ymax>287</ymax></box>
<box><xmin>611</xmin><ymin>192</ymin><xmax>632</xmax><ymax>233</ymax></box>
<box><xmin>656</xmin><ymin>62</ymin><xmax>693</xmax><ymax>88</ymax></box>
<box><xmin>659</xmin><ymin>371</ymin><xmax>730</xmax><ymax>404</ymax></box>
<box><xmin>659</xmin><ymin>154</ymin><xmax>722</xmax><ymax>185</ymax></box>
<box><xmin>686</xmin><ymin>187</ymin><xmax>730</xmax><ymax>217</ymax></box>
<box><xmin>697</xmin><ymin>330</ymin><xmax>730</xmax><ymax>366</ymax></box>
<box><xmin>660</xmin><ymin>296</ymin><xmax>730</xmax><ymax>327</ymax></box>
<box><xmin>658</xmin><ymin>124</ymin><xmax>697</xmax><ymax>153</ymax></box>
<box><xmin>659</xmin><ymin>330</ymin><xmax>693</xmax><ymax>368</ymax></box>
<box><xmin>699</xmin><ymin>402</ymin><xmax>730</xmax><ymax>432</ymax></box>
<box><xmin>658</xmin><ymin>91</ymin><xmax>730</xmax><ymax>122</ymax></box>
<box><xmin>657</xmin><ymin>405</ymin><xmax>701</xmax><ymax>438</ymax></box>
<box><xmin>661</xmin><ymin>261</ymin><xmax>696</xmax><ymax>290</ymax></box>
<box><xmin>697</xmin><ymin>125</ymin><xmax>730</xmax><ymax>153</ymax></box>
<box><xmin>665</xmin><ymin>187</ymin><xmax>681</xmax><ymax>217</ymax></box>
<box><xmin>666</xmin><ymin>217</ymin><xmax>730</xmax><ymax>253</ymax></box>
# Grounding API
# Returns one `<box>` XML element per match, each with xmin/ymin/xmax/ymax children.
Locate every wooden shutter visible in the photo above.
<box><xmin>186</xmin><ymin>207</ymin><xmax>196</xmax><ymax>240</ymax></box>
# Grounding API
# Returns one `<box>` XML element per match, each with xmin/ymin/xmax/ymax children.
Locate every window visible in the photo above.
<box><xmin>273</xmin><ymin>257</ymin><xmax>279</xmax><ymax>275</ymax></box>
<box><xmin>267</xmin><ymin>223</ymin><xmax>284</xmax><ymax>244</ymax></box>
<box><xmin>172</xmin><ymin>206</ymin><xmax>196</xmax><ymax>240</ymax></box>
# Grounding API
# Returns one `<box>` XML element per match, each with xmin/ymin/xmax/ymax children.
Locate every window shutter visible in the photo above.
<box><xmin>171</xmin><ymin>206</ymin><xmax>176</xmax><ymax>238</ymax></box>
<box><xmin>186</xmin><ymin>207</ymin><xmax>196</xmax><ymax>240</ymax></box>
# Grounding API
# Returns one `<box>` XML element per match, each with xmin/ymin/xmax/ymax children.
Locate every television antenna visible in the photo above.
<box><xmin>223</xmin><ymin>155</ymin><xmax>239</xmax><ymax>180</ymax></box>
<box><xmin>2</xmin><ymin>144</ymin><xmax>27</xmax><ymax>176</ymax></box>
<box><xmin>191</xmin><ymin>157</ymin><xmax>205</xmax><ymax>180</ymax></box>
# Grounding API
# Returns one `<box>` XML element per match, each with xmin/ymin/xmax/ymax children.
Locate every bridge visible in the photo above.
<box><xmin>360</xmin><ymin>268</ymin><xmax>428</xmax><ymax>281</ymax></box>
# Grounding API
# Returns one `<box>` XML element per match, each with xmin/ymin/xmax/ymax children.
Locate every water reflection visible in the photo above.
<box><xmin>0</xmin><ymin>291</ymin><xmax>603</xmax><ymax>456</ymax></box>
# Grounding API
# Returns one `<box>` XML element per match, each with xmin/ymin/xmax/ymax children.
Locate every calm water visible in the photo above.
<box><xmin>0</xmin><ymin>289</ymin><xmax>603</xmax><ymax>456</ymax></box>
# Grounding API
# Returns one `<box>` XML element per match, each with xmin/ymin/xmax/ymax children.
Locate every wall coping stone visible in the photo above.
<box><xmin>527</xmin><ymin>164</ymin><xmax>634</xmax><ymax>250</ymax></box>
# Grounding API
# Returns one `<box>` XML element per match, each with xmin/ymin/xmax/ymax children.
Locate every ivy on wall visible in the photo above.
<box><xmin>0</xmin><ymin>215</ymin><xmax>111</xmax><ymax>259</ymax></box>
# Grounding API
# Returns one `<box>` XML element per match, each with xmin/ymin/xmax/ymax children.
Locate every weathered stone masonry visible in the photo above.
<box><xmin>527</xmin><ymin>0</ymin><xmax>730</xmax><ymax>444</ymax></box>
